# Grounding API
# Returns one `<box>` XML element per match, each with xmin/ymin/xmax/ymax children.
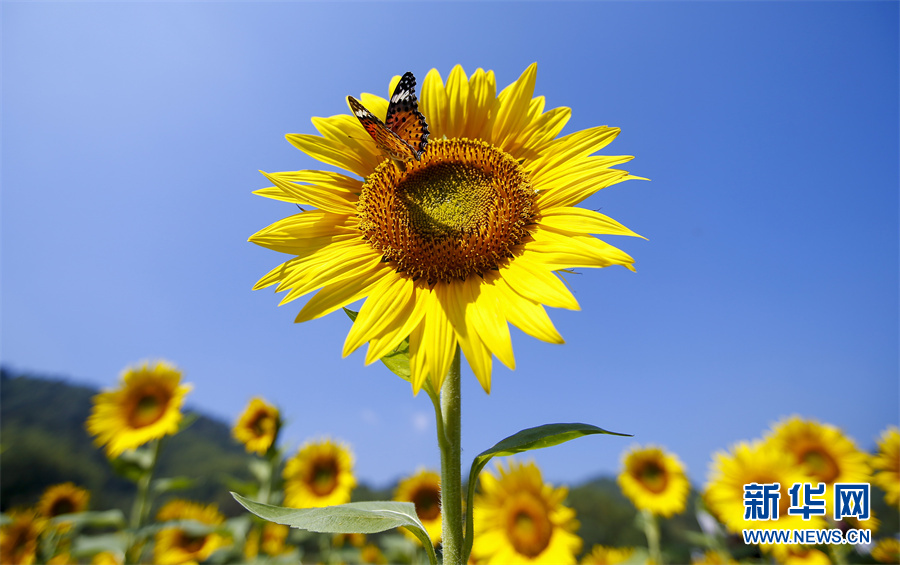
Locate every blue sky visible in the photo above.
<box><xmin>3</xmin><ymin>2</ymin><xmax>897</xmax><ymax>489</ymax></box>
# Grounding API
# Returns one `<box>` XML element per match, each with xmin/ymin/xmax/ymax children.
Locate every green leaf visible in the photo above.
<box><xmin>463</xmin><ymin>423</ymin><xmax>631</xmax><ymax>562</ymax></box>
<box><xmin>151</xmin><ymin>477</ymin><xmax>195</xmax><ymax>494</ymax></box>
<box><xmin>109</xmin><ymin>448</ymin><xmax>153</xmax><ymax>481</ymax></box>
<box><xmin>474</xmin><ymin>423</ymin><xmax>630</xmax><ymax>462</ymax></box>
<box><xmin>231</xmin><ymin>493</ymin><xmax>437</xmax><ymax>565</ymax></box>
<box><xmin>71</xmin><ymin>532</ymin><xmax>128</xmax><ymax>558</ymax></box>
<box><xmin>50</xmin><ymin>510</ymin><xmax>126</xmax><ymax>530</ymax></box>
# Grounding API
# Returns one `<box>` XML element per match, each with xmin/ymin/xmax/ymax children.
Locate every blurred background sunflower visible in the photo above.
<box><xmin>85</xmin><ymin>361</ymin><xmax>191</xmax><ymax>458</ymax></box>
<box><xmin>153</xmin><ymin>499</ymin><xmax>230</xmax><ymax>565</ymax></box>
<box><xmin>617</xmin><ymin>445</ymin><xmax>689</xmax><ymax>518</ymax></box>
<box><xmin>282</xmin><ymin>438</ymin><xmax>356</xmax><ymax>508</ymax></box>
<box><xmin>232</xmin><ymin>396</ymin><xmax>281</xmax><ymax>455</ymax></box>
<box><xmin>472</xmin><ymin>459</ymin><xmax>582</xmax><ymax>564</ymax></box>
<box><xmin>393</xmin><ymin>468</ymin><xmax>442</xmax><ymax>546</ymax></box>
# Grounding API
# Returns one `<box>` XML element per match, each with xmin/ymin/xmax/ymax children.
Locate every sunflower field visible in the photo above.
<box><xmin>1</xmin><ymin>368</ymin><xmax>898</xmax><ymax>565</ymax></box>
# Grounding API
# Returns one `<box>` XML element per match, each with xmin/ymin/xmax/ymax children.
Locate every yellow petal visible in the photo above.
<box><xmin>468</xmin><ymin>68</ymin><xmax>498</xmax><ymax>141</ymax></box>
<box><xmin>436</xmin><ymin>280</ymin><xmax>493</xmax><ymax>393</ymax></box>
<box><xmin>464</xmin><ymin>68</ymin><xmax>497</xmax><ymax>141</ymax></box>
<box><xmin>422</xmin><ymin>290</ymin><xmax>457</xmax><ymax>393</ymax></box>
<box><xmin>421</xmin><ymin>68</ymin><xmax>448</xmax><ymax>140</ymax></box>
<box><xmin>494</xmin><ymin>278</ymin><xmax>565</xmax><ymax>344</ymax></box>
<box><xmin>445</xmin><ymin>65</ymin><xmax>469</xmax><ymax>140</ymax></box>
<box><xmin>278</xmin><ymin>244</ymin><xmax>383</xmax><ymax>304</ymax></box>
<box><xmin>492</xmin><ymin>63</ymin><xmax>537</xmax><ymax>153</ymax></box>
<box><xmin>259</xmin><ymin>170</ymin><xmax>358</xmax><ymax>214</ymax></box>
<box><xmin>539</xmin><ymin>207</ymin><xmax>645</xmax><ymax>239</ymax></box>
<box><xmin>512</xmin><ymin>106</ymin><xmax>571</xmax><ymax>160</ymax></box>
<box><xmin>249</xmin><ymin>221</ymin><xmax>357</xmax><ymax>255</ymax></box>
<box><xmin>343</xmin><ymin>275</ymin><xmax>414</xmax><ymax>357</ymax></box>
<box><xmin>358</xmin><ymin>92</ymin><xmax>389</xmax><ymax>120</ymax></box>
<box><xmin>466</xmin><ymin>278</ymin><xmax>515</xmax><ymax>370</ymax></box>
<box><xmin>364</xmin><ymin>281</ymin><xmax>429</xmax><ymax>365</ymax></box>
<box><xmin>313</xmin><ymin>115</ymin><xmax>382</xmax><ymax>173</ymax></box>
<box><xmin>527</xmin><ymin>126</ymin><xmax>621</xmax><ymax>184</ymax></box>
<box><xmin>528</xmin><ymin>229</ymin><xmax>635</xmax><ymax>270</ymax></box>
<box><xmin>537</xmin><ymin>169</ymin><xmax>639</xmax><ymax>210</ymax></box>
<box><xmin>295</xmin><ymin>262</ymin><xmax>391</xmax><ymax>323</ymax></box>
<box><xmin>285</xmin><ymin>133</ymin><xmax>371</xmax><ymax>179</ymax></box>
<box><xmin>408</xmin><ymin>318</ymin><xmax>429</xmax><ymax>394</ymax></box>
<box><xmin>500</xmin><ymin>255</ymin><xmax>580</xmax><ymax>310</ymax></box>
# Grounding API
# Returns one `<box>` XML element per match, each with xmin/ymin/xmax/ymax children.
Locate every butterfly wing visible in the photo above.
<box><xmin>348</xmin><ymin>95</ymin><xmax>419</xmax><ymax>162</ymax></box>
<box><xmin>384</xmin><ymin>72</ymin><xmax>429</xmax><ymax>160</ymax></box>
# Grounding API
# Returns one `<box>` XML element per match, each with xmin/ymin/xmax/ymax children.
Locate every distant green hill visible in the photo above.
<box><xmin>0</xmin><ymin>368</ymin><xmax>255</xmax><ymax>516</ymax></box>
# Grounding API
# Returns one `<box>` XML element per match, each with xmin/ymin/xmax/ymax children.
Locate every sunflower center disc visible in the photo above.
<box><xmin>507</xmin><ymin>493</ymin><xmax>552</xmax><ymax>558</ymax></box>
<box><xmin>638</xmin><ymin>461</ymin><xmax>669</xmax><ymax>494</ymax></box>
<box><xmin>129</xmin><ymin>387</ymin><xmax>168</xmax><ymax>428</ymax></box>
<box><xmin>357</xmin><ymin>138</ymin><xmax>537</xmax><ymax>284</ymax></box>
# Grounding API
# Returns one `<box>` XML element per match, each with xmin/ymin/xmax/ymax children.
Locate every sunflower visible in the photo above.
<box><xmin>690</xmin><ymin>550</ymin><xmax>737</xmax><ymax>565</ymax></box>
<box><xmin>154</xmin><ymin>500</ymin><xmax>230</xmax><ymax>565</ymax></box>
<box><xmin>233</xmin><ymin>397</ymin><xmax>282</xmax><ymax>455</ymax></box>
<box><xmin>283</xmin><ymin>438</ymin><xmax>357</xmax><ymax>508</ymax></box>
<box><xmin>618</xmin><ymin>445</ymin><xmax>689</xmax><ymax>517</ymax></box>
<box><xmin>91</xmin><ymin>551</ymin><xmax>123</xmax><ymax>565</ymax></box>
<box><xmin>0</xmin><ymin>508</ymin><xmax>45</xmax><ymax>565</ymax></box>
<box><xmin>472</xmin><ymin>460</ymin><xmax>582</xmax><ymax>564</ymax></box>
<box><xmin>705</xmin><ymin>441</ymin><xmax>826</xmax><ymax>560</ymax></box>
<box><xmin>775</xmin><ymin>546</ymin><xmax>831</xmax><ymax>565</ymax></box>
<box><xmin>86</xmin><ymin>360</ymin><xmax>192</xmax><ymax>457</ymax></box>
<box><xmin>250</xmin><ymin>64</ymin><xmax>644</xmax><ymax>394</ymax></box>
<box><xmin>361</xmin><ymin>543</ymin><xmax>388</xmax><ymax>564</ymax></box>
<box><xmin>872</xmin><ymin>426</ymin><xmax>899</xmax><ymax>507</ymax></box>
<box><xmin>871</xmin><ymin>538</ymin><xmax>900</xmax><ymax>564</ymax></box>
<box><xmin>764</xmin><ymin>416</ymin><xmax>870</xmax><ymax>512</ymax></box>
<box><xmin>393</xmin><ymin>468</ymin><xmax>442</xmax><ymax>545</ymax></box>
<box><xmin>580</xmin><ymin>545</ymin><xmax>635</xmax><ymax>564</ymax></box>
<box><xmin>37</xmin><ymin>482</ymin><xmax>90</xmax><ymax>519</ymax></box>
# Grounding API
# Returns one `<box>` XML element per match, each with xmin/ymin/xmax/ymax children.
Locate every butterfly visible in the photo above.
<box><xmin>347</xmin><ymin>72</ymin><xmax>429</xmax><ymax>163</ymax></box>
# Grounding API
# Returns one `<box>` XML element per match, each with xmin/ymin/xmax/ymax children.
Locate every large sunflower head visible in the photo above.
<box><xmin>86</xmin><ymin>360</ymin><xmax>192</xmax><ymax>458</ymax></box>
<box><xmin>232</xmin><ymin>397</ymin><xmax>282</xmax><ymax>455</ymax></box>
<box><xmin>154</xmin><ymin>500</ymin><xmax>230</xmax><ymax>565</ymax></box>
<box><xmin>393</xmin><ymin>468</ymin><xmax>442</xmax><ymax>546</ymax></box>
<box><xmin>704</xmin><ymin>440</ymin><xmax>827</xmax><ymax>560</ymax></box>
<box><xmin>283</xmin><ymin>438</ymin><xmax>357</xmax><ymax>508</ymax></box>
<box><xmin>872</xmin><ymin>425</ymin><xmax>899</xmax><ymax>508</ymax></box>
<box><xmin>472</xmin><ymin>459</ymin><xmax>582</xmax><ymax>564</ymax></box>
<box><xmin>764</xmin><ymin>416</ymin><xmax>871</xmax><ymax>487</ymax></box>
<box><xmin>617</xmin><ymin>444</ymin><xmax>690</xmax><ymax>517</ymax></box>
<box><xmin>250</xmin><ymin>64</ymin><xmax>644</xmax><ymax>394</ymax></box>
<box><xmin>0</xmin><ymin>508</ymin><xmax>45</xmax><ymax>565</ymax></box>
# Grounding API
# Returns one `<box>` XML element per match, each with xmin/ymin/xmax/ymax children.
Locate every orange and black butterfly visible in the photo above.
<box><xmin>347</xmin><ymin>72</ymin><xmax>429</xmax><ymax>162</ymax></box>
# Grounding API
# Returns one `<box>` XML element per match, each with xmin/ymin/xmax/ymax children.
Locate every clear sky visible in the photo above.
<box><xmin>3</xmin><ymin>1</ymin><xmax>897</xmax><ymax>489</ymax></box>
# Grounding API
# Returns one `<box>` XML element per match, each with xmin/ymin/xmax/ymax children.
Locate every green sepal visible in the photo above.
<box><xmin>231</xmin><ymin>493</ymin><xmax>437</xmax><ymax>565</ymax></box>
<box><xmin>463</xmin><ymin>423</ymin><xmax>631</xmax><ymax>562</ymax></box>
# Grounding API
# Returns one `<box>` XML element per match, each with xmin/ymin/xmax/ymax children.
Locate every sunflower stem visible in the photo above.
<box><xmin>641</xmin><ymin>509</ymin><xmax>663</xmax><ymax>564</ymax></box>
<box><xmin>126</xmin><ymin>438</ymin><xmax>162</xmax><ymax>563</ymax></box>
<box><xmin>438</xmin><ymin>347</ymin><xmax>463</xmax><ymax>565</ymax></box>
